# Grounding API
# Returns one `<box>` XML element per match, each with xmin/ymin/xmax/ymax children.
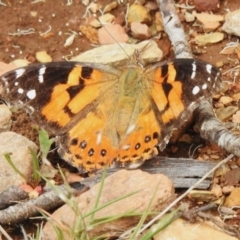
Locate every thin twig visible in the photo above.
<box><xmin>0</xmin><ymin>224</ymin><xmax>12</xmax><ymax>240</ymax></box>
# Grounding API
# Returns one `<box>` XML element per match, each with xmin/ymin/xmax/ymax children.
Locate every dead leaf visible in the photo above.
<box><xmin>215</xmin><ymin>106</ymin><xmax>239</xmax><ymax>121</ymax></box>
<box><xmin>194</xmin><ymin>12</ymin><xmax>224</xmax><ymax>23</ymax></box>
<box><xmin>236</xmin><ymin>45</ymin><xmax>240</xmax><ymax>59</ymax></box>
<box><xmin>35</xmin><ymin>51</ymin><xmax>52</xmax><ymax>62</ymax></box>
<box><xmin>232</xmin><ymin>111</ymin><xmax>240</xmax><ymax>123</ymax></box>
<box><xmin>195</xmin><ymin>32</ymin><xmax>224</xmax><ymax>46</ymax></box>
<box><xmin>231</xmin><ymin>93</ymin><xmax>240</xmax><ymax>101</ymax></box>
<box><xmin>211</xmin><ymin>183</ymin><xmax>222</xmax><ymax>198</ymax></box>
<box><xmin>194</xmin><ymin>13</ymin><xmax>223</xmax><ymax>31</ymax></box>
<box><xmin>188</xmin><ymin>190</ymin><xmax>218</xmax><ymax>202</ymax></box>
<box><xmin>224</xmin><ymin>168</ymin><xmax>240</xmax><ymax>185</ymax></box>
<box><xmin>224</xmin><ymin>187</ymin><xmax>240</xmax><ymax>207</ymax></box>
<box><xmin>219</xmin><ymin>96</ymin><xmax>233</xmax><ymax>105</ymax></box>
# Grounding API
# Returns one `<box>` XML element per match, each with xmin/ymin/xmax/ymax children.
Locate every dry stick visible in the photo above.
<box><xmin>0</xmin><ymin>225</ymin><xmax>12</xmax><ymax>240</ymax></box>
<box><xmin>0</xmin><ymin>186</ymin><xmax>29</xmax><ymax>210</ymax></box>
<box><xmin>195</xmin><ymin>100</ymin><xmax>240</xmax><ymax>157</ymax></box>
<box><xmin>156</xmin><ymin>0</ymin><xmax>193</xmax><ymax>58</ymax></box>
<box><xmin>0</xmin><ymin>184</ymin><xmax>89</xmax><ymax>225</ymax></box>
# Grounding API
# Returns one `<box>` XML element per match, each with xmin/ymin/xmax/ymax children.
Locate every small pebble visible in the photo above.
<box><xmin>36</xmin><ymin>51</ymin><xmax>52</xmax><ymax>63</ymax></box>
<box><xmin>98</xmin><ymin>24</ymin><xmax>129</xmax><ymax>45</ymax></box>
<box><xmin>193</xmin><ymin>0</ymin><xmax>219</xmax><ymax>12</ymax></box>
<box><xmin>222</xmin><ymin>9</ymin><xmax>240</xmax><ymax>37</ymax></box>
<box><xmin>184</xmin><ymin>12</ymin><xmax>195</xmax><ymax>23</ymax></box>
<box><xmin>131</xmin><ymin>22</ymin><xmax>151</xmax><ymax>40</ymax></box>
<box><xmin>127</xmin><ymin>4</ymin><xmax>151</xmax><ymax>24</ymax></box>
<box><xmin>222</xmin><ymin>186</ymin><xmax>235</xmax><ymax>194</ymax></box>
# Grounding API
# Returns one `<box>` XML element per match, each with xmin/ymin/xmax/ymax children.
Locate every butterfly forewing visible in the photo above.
<box><xmin>0</xmin><ymin>62</ymin><xmax>121</xmax><ymax>133</ymax></box>
<box><xmin>0</xmin><ymin>59</ymin><xmax>221</xmax><ymax>171</ymax></box>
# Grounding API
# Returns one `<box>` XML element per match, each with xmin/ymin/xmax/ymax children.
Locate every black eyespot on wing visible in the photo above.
<box><xmin>71</xmin><ymin>138</ymin><xmax>78</xmax><ymax>146</ymax></box>
<box><xmin>101</xmin><ymin>149</ymin><xmax>107</xmax><ymax>157</ymax></box>
<box><xmin>88</xmin><ymin>148</ymin><xmax>94</xmax><ymax>156</ymax></box>
<box><xmin>135</xmin><ymin>143</ymin><xmax>141</xmax><ymax>150</ymax></box>
<box><xmin>80</xmin><ymin>140</ymin><xmax>87</xmax><ymax>149</ymax></box>
<box><xmin>145</xmin><ymin>135</ymin><xmax>151</xmax><ymax>143</ymax></box>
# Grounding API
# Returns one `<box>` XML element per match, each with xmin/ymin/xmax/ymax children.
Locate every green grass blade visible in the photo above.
<box><xmin>90</xmin><ymin>168</ymin><xmax>107</xmax><ymax>221</ymax></box>
<box><xmin>141</xmin><ymin>209</ymin><xmax>179</xmax><ymax>239</ymax></box>
<box><xmin>38</xmin><ymin>128</ymin><xmax>55</xmax><ymax>160</ymax></box>
<box><xmin>29</xmin><ymin>148</ymin><xmax>40</xmax><ymax>184</ymax></box>
<box><xmin>84</xmin><ymin>190</ymin><xmax>140</xmax><ymax>219</ymax></box>
<box><xmin>130</xmin><ymin>182</ymin><xmax>160</xmax><ymax>240</ymax></box>
<box><xmin>4</xmin><ymin>153</ymin><xmax>28</xmax><ymax>182</ymax></box>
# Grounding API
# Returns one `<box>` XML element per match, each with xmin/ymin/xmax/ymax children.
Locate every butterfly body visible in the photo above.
<box><xmin>0</xmin><ymin>59</ymin><xmax>221</xmax><ymax>171</ymax></box>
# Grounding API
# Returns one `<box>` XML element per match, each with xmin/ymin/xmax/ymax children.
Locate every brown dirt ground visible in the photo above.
<box><xmin>1</xmin><ymin>0</ymin><xmax>240</xmax><ymax>238</ymax></box>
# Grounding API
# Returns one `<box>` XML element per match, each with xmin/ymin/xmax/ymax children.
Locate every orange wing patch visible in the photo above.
<box><xmin>117</xmin><ymin>109</ymin><xmax>161</xmax><ymax>167</ymax></box>
<box><xmin>41</xmin><ymin>83</ymin><xmax>74</xmax><ymax>126</ymax></box>
<box><xmin>60</xmin><ymin>110</ymin><xmax>118</xmax><ymax>171</ymax></box>
<box><xmin>152</xmin><ymin>64</ymin><xmax>184</xmax><ymax>124</ymax></box>
<box><xmin>41</xmin><ymin>66</ymin><xmax>104</xmax><ymax>127</ymax></box>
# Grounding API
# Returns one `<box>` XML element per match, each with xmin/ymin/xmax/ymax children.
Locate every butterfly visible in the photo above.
<box><xmin>0</xmin><ymin>58</ymin><xmax>221</xmax><ymax>171</ymax></box>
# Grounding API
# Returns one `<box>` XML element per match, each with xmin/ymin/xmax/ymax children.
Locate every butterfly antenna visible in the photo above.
<box><xmin>137</xmin><ymin>15</ymin><xmax>174</xmax><ymax>60</ymax></box>
<box><xmin>96</xmin><ymin>7</ymin><xmax>131</xmax><ymax>60</ymax></box>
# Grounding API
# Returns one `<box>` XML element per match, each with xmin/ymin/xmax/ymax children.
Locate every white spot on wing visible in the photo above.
<box><xmin>15</xmin><ymin>68</ymin><xmax>26</xmax><ymax>79</ymax></box>
<box><xmin>192</xmin><ymin>86</ymin><xmax>200</xmax><ymax>95</ymax></box>
<box><xmin>126</xmin><ymin>124</ymin><xmax>136</xmax><ymax>135</ymax></box>
<box><xmin>207</xmin><ymin>77</ymin><xmax>211</xmax><ymax>81</ymax></box>
<box><xmin>96</xmin><ymin>131</ymin><xmax>102</xmax><ymax>145</ymax></box>
<box><xmin>191</xmin><ymin>71</ymin><xmax>196</xmax><ymax>79</ymax></box>
<box><xmin>26</xmin><ymin>89</ymin><xmax>36</xmax><ymax>99</ymax></box>
<box><xmin>191</xmin><ymin>62</ymin><xmax>197</xmax><ymax>79</ymax></box>
<box><xmin>206</xmin><ymin>64</ymin><xmax>212</xmax><ymax>74</ymax></box>
<box><xmin>18</xmin><ymin>88</ymin><xmax>24</xmax><ymax>94</ymax></box>
<box><xmin>202</xmin><ymin>83</ymin><xmax>207</xmax><ymax>89</ymax></box>
<box><xmin>192</xmin><ymin>62</ymin><xmax>197</xmax><ymax>71</ymax></box>
<box><xmin>38</xmin><ymin>75</ymin><xmax>44</xmax><ymax>83</ymax></box>
<box><xmin>128</xmin><ymin>162</ymin><xmax>143</xmax><ymax>169</ymax></box>
<box><xmin>14</xmin><ymin>82</ymin><xmax>19</xmax><ymax>86</ymax></box>
<box><xmin>38</xmin><ymin>66</ymin><xmax>46</xmax><ymax>83</ymax></box>
<box><xmin>122</xmin><ymin>144</ymin><xmax>130</xmax><ymax>150</ymax></box>
<box><xmin>39</xmin><ymin>66</ymin><xmax>46</xmax><ymax>75</ymax></box>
